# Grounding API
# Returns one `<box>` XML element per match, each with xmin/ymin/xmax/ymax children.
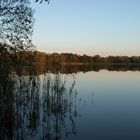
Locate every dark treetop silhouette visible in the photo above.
<box><xmin>0</xmin><ymin>0</ymin><xmax>34</xmax><ymax>52</ymax></box>
<box><xmin>35</xmin><ymin>0</ymin><xmax>50</xmax><ymax>3</ymax></box>
<box><xmin>0</xmin><ymin>0</ymin><xmax>51</xmax><ymax>72</ymax></box>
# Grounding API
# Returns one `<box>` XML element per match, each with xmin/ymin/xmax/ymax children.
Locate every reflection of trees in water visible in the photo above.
<box><xmin>0</xmin><ymin>73</ymin><xmax>80</xmax><ymax>140</ymax></box>
<box><xmin>16</xmin><ymin>64</ymin><xmax>140</xmax><ymax>77</ymax></box>
<box><xmin>0</xmin><ymin>74</ymin><xmax>14</xmax><ymax>140</ymax></box>
<box><xmin>40</xmin><ymin>74</ymin><xmax>78</xmax><ymax>140</ymax></box>
<box><xmin>47</xmin><ymin>64</ymin><xmax>140</xmax><ymax>74</ymax></box>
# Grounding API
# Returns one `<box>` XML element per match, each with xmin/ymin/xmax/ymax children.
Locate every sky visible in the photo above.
<box><xmin>31</xmin><ymin>0</ymin><xmax>140</xmax><ymax>56</ymax></box>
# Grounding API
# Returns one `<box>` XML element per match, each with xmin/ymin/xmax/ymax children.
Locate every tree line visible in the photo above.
<box><xmin>9</xmin><ymin>51</ymin><xmax>140</xmax><ymax>65</ymax></box>
<box><xmin>32</xmin><ymin>52</ymin><xmax>140</xmax><ymax>65</ymax></box>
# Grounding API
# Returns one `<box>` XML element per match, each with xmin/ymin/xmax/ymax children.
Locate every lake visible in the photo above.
<box><xmin>0</xmin><ymin>69</ymin><xmax>140</xmax><ymax>140</ymax></box>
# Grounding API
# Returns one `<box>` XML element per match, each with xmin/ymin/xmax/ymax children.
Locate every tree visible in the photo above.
<box><xmin>35</xmin><ymin>0</ymin><xmax>50</xmax><ymax>3</ymax></box>
<box><xmin>0</xmin><ymin>0</ymin><xmax>34</xmax><ymax>53</ymax></box>
<box><xmin>0</xmin><ymin>0</ymin><xmax>51</xmax><ymax>53</ymax></box>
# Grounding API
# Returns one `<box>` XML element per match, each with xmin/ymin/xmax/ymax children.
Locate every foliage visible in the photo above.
<box><xmin>35</xmin><ymin>0</ymin><xmax>50</xmax><ymax>3</ymax></box>
<box><xmin>32</xmin><ymin>52</ymin><xmax>140</xmax><ymax>65</ymax></box>
<box><xmin>0</xmin><ymin>0</ymin><xmax>34</xmax><ymax>52</ymax></box>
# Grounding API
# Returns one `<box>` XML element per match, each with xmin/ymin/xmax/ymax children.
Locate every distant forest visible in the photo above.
<box><xmin>1</xmin><ymin>50</ymin><xmax>140</xmax><ymax>66</ymax></box>
<box><xmin>1</xmin><ymin>50</ymin><xmax>140</xmax><ymax>74</ymax></box>
<box><xmin>31</xmin><ymin>51</ymin><xmax>140</xmax><ymax>65</ymax></box>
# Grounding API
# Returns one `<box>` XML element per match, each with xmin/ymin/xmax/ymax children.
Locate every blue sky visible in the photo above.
<box><xmin>31</xmin><ymin>0</ymin><xmax>140</xmax><ymax>56</ymax></box>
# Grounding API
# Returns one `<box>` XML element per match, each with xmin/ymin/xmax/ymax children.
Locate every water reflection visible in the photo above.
<box><xmin>1</xmin><ymin>67</ymin><xmax>140</xmax><ymax>140</ymax></box>
<box><xmin>0</xmin><ymin>73</ymin><xmax>14</xmax><ymax>139</ymax></box>
<box><xmin>56</xmin><ymin>64</ymin><xmax>140</xmax><ymax>73</ymax></box>
<box><xmin>10</xmin><ymin>64</ymin><xmax>140</xmax><ymax>76</ymax></box>
<box><xmin>0</xmin><ymin>72</ymin><xmax>82</xmax><ymax>140</ymax></box>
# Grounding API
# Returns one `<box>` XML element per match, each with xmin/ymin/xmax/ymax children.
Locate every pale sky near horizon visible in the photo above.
<box><xmin>31</xmin><ymin>0</ymin><xmax>140</xmax><ymax>56</ymax></box>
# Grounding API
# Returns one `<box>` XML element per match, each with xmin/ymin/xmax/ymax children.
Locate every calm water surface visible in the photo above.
<box><xmin>0</xmin><ymin>70</ymin><xmax>140</xmax><ymax>140</ymax></box>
